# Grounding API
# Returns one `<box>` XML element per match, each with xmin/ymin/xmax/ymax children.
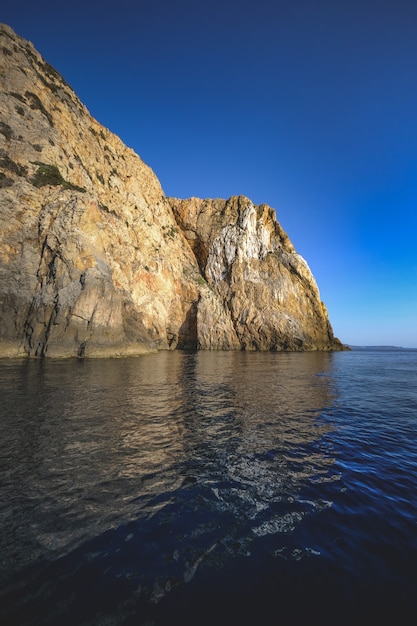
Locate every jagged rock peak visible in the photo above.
<box><xmin>0</xmin><ymin>24</ymin><xmax>344</xmax><ymax>356</ymax></box>
<box><xmin>170</xmin><ymin>196</ymin><xmax>344</xmax><ymax>351</ymax></box>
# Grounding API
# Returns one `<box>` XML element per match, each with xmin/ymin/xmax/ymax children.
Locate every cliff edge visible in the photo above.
<box><xmin>0</xmin><ymin>24</ymin><xmax>344</xmax><ymax>356</ymax></box>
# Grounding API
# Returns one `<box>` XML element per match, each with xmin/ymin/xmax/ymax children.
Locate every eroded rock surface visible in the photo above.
<box><xmin>0</xmin><ymin>24</ymin><xmax>343</xmax><ymax>356</ymax></box>
<box><xmin>170</xmin><ymin>196</ymin><xmax>343</xmax><ymax>351</ymax></box>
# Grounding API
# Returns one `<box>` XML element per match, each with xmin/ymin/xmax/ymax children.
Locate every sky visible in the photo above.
<box><xmin>2</xmin><ymin>0</ymin><xmax>416</xmax><ymax>347</ymax></box>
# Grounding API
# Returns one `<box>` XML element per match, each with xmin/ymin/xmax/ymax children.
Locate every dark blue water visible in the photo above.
<box><xmin>1</xmin><ymin>349</ymin><xmax>417</xmax><ymax>625</ymax></box>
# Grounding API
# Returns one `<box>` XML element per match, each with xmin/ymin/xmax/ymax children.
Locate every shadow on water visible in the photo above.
<box><xmin>1</xmin><ymin>351</ymin><xmax>416</xmax><ymax>624</ymax></box>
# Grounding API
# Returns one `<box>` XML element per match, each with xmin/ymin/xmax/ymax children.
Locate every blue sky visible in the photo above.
<box><xmin>2</xmin><ymin>0</ymin><xmax>416</xmax><ymax>347</ymax></box>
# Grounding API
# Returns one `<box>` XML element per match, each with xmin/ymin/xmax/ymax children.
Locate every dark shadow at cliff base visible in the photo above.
<box><xmin>177</xmin><ymin>303</ymin><xmax>198</xmax><ymax>349</ymax></box>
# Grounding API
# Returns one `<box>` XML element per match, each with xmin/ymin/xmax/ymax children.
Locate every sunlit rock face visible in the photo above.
<box><xmin>0</xmin><ymin>23</ymin><xmax>343</xmax><ymax>356</ymax></box>
<box><xmin>170</xmin><ymin>196</ymin><xmax>343</xmax><ymax>351</ymax></box>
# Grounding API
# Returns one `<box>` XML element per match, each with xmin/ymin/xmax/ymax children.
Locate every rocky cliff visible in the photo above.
<box><xmin>0</xmin><ymin>24</ymin><xmax>344</xmax><ymax>357</ymax></box>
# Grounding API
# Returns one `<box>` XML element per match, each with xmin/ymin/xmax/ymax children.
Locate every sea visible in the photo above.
<box><xmin>0</xmin><ymin>347</ymin><xmax>416</xmax><ymax>625</ymax></box>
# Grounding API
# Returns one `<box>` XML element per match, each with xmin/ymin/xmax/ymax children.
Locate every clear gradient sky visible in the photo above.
<box><xmin>2</xmin><ymin>0</ymin><xmax>417</xmax><ymax>347</ymax></box>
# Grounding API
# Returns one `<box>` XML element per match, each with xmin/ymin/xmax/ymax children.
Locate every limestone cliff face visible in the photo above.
<box><xmin>0</xmin><ymin>24</ymin><xmax>343</xmax><ymax>356</ymax></box>
<box><xmin>0</xmin><ymin>23</ymin><xmax>202</xmax><ymax>357</ymax></box>
<box><xmin>169</xmin><ymin>196</ymin><xmax>342</xmax><ymax>351</ymax></box>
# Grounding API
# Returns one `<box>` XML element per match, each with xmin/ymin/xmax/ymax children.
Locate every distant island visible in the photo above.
<box><xmin>348</xmin><ymin>345</ymin><xmax>416</xmax><ymax>351</ymax></box>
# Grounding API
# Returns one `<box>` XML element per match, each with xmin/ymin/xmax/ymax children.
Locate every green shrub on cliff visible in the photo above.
<box><xmin>30</xmin><ymin>161</ymin><xmax>85</xmax><ymax>192</ymax></box>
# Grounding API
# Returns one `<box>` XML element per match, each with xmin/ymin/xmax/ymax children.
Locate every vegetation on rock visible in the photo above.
<box><xmin>30</xmin><ymin>161</ymin><xmax>85</xmax><ymax>191</ymax></box>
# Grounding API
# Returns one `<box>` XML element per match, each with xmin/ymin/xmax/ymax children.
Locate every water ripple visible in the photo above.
<box><xmin>1</xmin><ymin>350</ymin><xmax>417</xmax><ymax>624</ymax></box>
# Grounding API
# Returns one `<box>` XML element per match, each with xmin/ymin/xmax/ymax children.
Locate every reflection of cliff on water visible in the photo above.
<box><xmin>0</xmin><ymin>351</ymin><xmax>341</xmax><ymax>623</ymax></box>
<box><xmin>0</xmin><ymin>354</ymin><xmax>190</xmax><ymax>579</ymax></box>
<box><xmin>1</xmin><ymin>352</ymin><xmax>339</xmax><ymax>571</ymax></box>
<box><xmin>175</xmin><ymin>351</ymin><xmax>339</xmax><ymax>539</ymax></box>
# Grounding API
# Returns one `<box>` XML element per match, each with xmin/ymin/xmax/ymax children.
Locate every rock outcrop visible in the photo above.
<box><xmin>169</xmin><ymin>196</ymin><xmax>342</xmax><ymax>351</ymax></box>
<box><xmin>0</xmin><ymin>24</ymin><xmax>344</xmax><ymax>357</ymax></box>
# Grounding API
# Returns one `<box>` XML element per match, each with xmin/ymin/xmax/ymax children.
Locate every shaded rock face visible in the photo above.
<box><xmin>0</xmin><ymin>24</ymin><xmax>343</xmax><ymax>357</ymax></box>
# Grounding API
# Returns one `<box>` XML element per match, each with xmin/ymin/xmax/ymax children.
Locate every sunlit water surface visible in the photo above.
<box><xmin>1</xmin><ymin>349</ymin><xmax>417</xmax><ymax>625</ymax></box>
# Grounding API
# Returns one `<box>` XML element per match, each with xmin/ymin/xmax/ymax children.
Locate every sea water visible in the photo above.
<box><xmin>0</xmin><ymin>348</ymin><xmax>416</xmax><ymax>625</ymax></box>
